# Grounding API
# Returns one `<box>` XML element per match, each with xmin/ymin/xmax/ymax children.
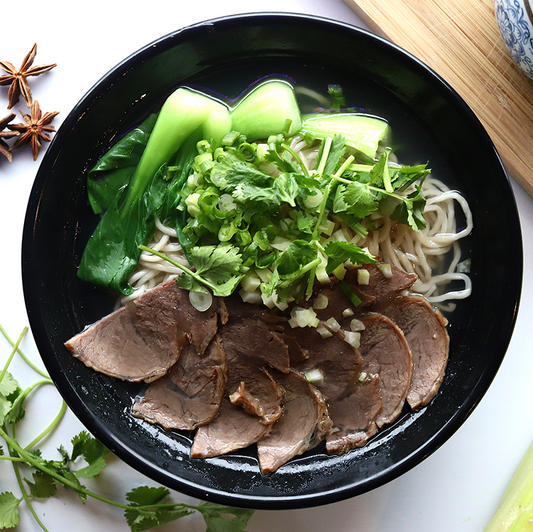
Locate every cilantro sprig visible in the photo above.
<box><xmin>0</xmin><ymin>324</ymin><xmax>255</xmax><ymax>531</ymax></box>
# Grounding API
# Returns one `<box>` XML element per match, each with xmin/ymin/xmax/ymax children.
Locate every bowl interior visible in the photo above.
<box><xmin>22</xmin><ymin>13</ymin><xmax>522</xmax><ymax>509</ymax></box>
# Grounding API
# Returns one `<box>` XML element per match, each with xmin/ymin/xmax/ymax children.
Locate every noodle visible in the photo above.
<box><xmin>119</xmin><ymin>218</ymin><xmax>187</xmax><ymax>306</ymax></box>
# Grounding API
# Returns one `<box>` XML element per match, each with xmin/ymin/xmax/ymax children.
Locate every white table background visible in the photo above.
<box><xmin>1</xmin><ymin>1</ymin><xmax>532</xmax><ymax>530</ymax></box>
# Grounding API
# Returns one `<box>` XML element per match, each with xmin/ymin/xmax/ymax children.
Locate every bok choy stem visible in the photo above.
<box><xmin>122</xmin><ymin>88</ymin><xmax>231</xmax><ymax>214</ymax></box>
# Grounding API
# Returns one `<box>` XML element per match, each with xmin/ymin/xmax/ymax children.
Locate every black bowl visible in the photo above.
<box><xmin>22</xmin><ymin>13</ymin><xmax>522</xmax><ymax>509</ymax></box>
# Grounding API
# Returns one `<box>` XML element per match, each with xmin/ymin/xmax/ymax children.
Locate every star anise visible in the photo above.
<box><xmin>0</xmin><ymin>112</ymin><xmax>20</xmax><ymax>163</ymax></box>
<box><xmin>0</xmin><ymin>43</ymin><xmax>57</xmax><ymax>109</ymax></box>
<box><xmin>9</xmin><ymin>100</ymin><xmax>59</xmax><ymax>161</ymax></box>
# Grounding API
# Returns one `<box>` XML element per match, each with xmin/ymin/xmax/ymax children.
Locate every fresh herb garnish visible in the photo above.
<box><xmin>0</xmin><ymin>324</ymin><xmax>255</xmax><ymax>531</ymax></box>
<box><xmin>153</xmin><ymin>128</ymin><xmax>429</xmax><ymax>305</ymax></box>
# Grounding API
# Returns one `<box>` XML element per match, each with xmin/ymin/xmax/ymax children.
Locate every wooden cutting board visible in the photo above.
<box><xmin>345</xmin><ymin>0</ymin><xmax>533</xmax><ymax>198</ymax></box>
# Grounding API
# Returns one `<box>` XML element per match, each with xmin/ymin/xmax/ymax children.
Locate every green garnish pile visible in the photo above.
<box><xmin>164</xmin><ymin>131</ymin><xmax>429</xmax><ymax>304</ymax></box>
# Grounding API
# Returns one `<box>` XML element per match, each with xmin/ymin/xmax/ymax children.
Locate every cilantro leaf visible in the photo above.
<box><xmin>262</xmin><ymin>240</ymin><xmax>319</xmax><ymax>299</ymax></box>
<box><xmin>0</xmin><ymin>396</ymin><xmax>12</xmax><ymax>425</ymax></box>
<box><xmin>126</xmin><ymin>486</ymin><xmax>170</xmax><ymax>506</ymax></box>
<box><xmin>274</xmin><ymin>173</ymin><xmax>300</xmax><ymax>207</ymax></box>
<box><xmin>125</xmin><ymin>487</ymin><xmax>191</xmax><ymax>532</ymax></box>
<box><xmin>69</xmin><ymin>431</ymin><xmax>110</xmax><ymax>479</ymax></box>
<box><xmin>0</xmin><ymin>372</ymin><xmax>18</xmax><ymax>397</ymax></box>
<box><xmin>75</xmin><ymin>457</ymin><xmax>108</xmax><ymax>479</ymax></box>
<box><xmin>276</xmin><ymin>240</ymin><xmax>318</xmax><ymax>280</ymax></box>
<box><xmin>369</xmin><ymin>148</ymin><xmax>391</xmax><ymax>188</ymax></box>
<box><xmin>196</xmin><ymin>501</ymin><xmax>255</xmax><ymax>532</ymax></box>
<box><xmin>324</xmin><ymin>241</ymin><xmax>377</xmax><ymax>274</ymax></box>
<box><xmin>296</xmin><ymin>213</ymin><xmax>315</xmax><ymax>233</ymax></box>
<box><xmin>0</xmin><ymin>373</ymin><xmax>23</xmax><ymax>424</ymax></box>
<box><xmin>41</xmin><ymin>458</ymin><xmax>88</xmax><ymax>502</ymax></box>
<box><xmin>393</xmin><ymin>163</ymin><xmax>431</xmax><ymax>191</ymax></box>
<box><xmin>4</xmin><ymin>388</ymin><xmax>25</xmax><ymax>424</ymax></box>
<box><xmin>264</xmin><ymin>146</ymin><xmax>301</xmax><ymax>174</ymax></box>
<box><xmin>328</xmin><ymin>84</ymin><xmax>346</xmax><ymax>111</ymax></box>
<box><xmin>316</xmin><ymin>134</ymin><xmax>345</xmax><ymax>175</ymax></box>
<box><xmin>71</xmin><ymin>431</ymin><xmax>108</xmax><ymax>463</ymax></box>
<box><xmin>211</xmin><ymin>156</ymin><xmax>271</xmax><ymax>191</ymax></box>
<box><xmin>0</xmin><ymin>492</ymin><xmax>22</xmax><ymax>529</ymax></box>
<box><xmin>391</xmin><ymin>184</ymin><xmax>427</xmax><ymax>231</ymax></box>
<box><xmin>125</xmin><ymin>506</ymin><xmax>191</xmax><ymax>532</ymax></box>
<box><xmin>191</xmin><ymin>244</ymin><xmax>242</xmax><ymax>283</ymax></box>
<box><xmin>24</xmin><ymin>472</ymin><xmax>57</xmax><ymax>498</ymax></box>
<box><xmin>233</xmin><ymin>182</ymin><xmax>279</xmax><ymax>205</ymax></box>
<box><xmin>333</xmin><ymin>181</ymin><xmax>378</xmax><ymax>219</ymax></box>
<box><xmin>185</xmin><ymin>243</ymin><xmax>243</xmax><ymax>297</ymax></box>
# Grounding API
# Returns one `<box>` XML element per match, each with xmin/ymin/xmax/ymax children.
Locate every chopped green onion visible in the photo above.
<box><xmin>304</xmin><ymin>368</ymin><xmax>325</xmax><ymax>385</ymax></box>
<box><xmin>343</xmin><ymin>330</ymin><xmax>361</xmax><ymax>349</ymax></box>
<box><xmin>350</xmin><ymin>319</ymin><xmax>365</xmax><ymax>332</ymax></box>
<box><xmin>189</xmin><ymin>290</ymin><xmax>213</xmax><ymax>312</ymax></box>
<box><xmin>313</xmin><ymin>293</ymin><xmax>329</xmax><ymax>310</ymax></box>
<box><xmin>339</xmin><ymin>281</ymin><xmax>362</xmax><ymax>307</ymax></box>
<box><xmin>379</xmin><ymin>263</ymin><xmax>393</xmax><ymax>279</ymax></box>
<box><xmin>357</xmin><ymin>268</ymin><xmax>370</xmax><ymax>285</ymax></box>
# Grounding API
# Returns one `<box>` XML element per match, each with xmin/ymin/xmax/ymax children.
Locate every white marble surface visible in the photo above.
<box><xmin>1</xmin><ymin>1</ymin><xmax>532</xmax><ymax>530</ymax></box>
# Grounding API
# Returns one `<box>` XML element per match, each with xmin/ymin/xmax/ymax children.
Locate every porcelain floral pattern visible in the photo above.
<box><xmin>495</xmin><ymin>0</ymin><xmax>533</xmax><ymax>78</ymax></box>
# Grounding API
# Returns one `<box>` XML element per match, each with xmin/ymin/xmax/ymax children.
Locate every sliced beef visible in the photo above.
<box><xmin>219</xmin><ymin>321</ymin><xmax>284</xmax><ymax>425</ymax></box>
<box><xmin>359</xmin><ymin>313</ymin><xmax>412</xmax><ymax>427</ymax></box>
<box><xmin>276</xmin><ymin>332</ymin><xmax>308</xmax><ymax>364</ymax></box>
<box><xmin>285</xmin><ymin>325</ymin><xmax>362</xmax><ymax>373</ymax></box>
<box><xmin>191</xmin><ymin>397</ymin><xmax>272</xmax><ymax>458</ymax></box>
<box><xmin>257</xmin><ymin>370</ymin><xmax>332</xmax><ymax>474</ymax></box>
<box><xmin>65</xmin><ymin>305</ymin><xmax>187</xmax><ymax>383</ymax></box>
<box><xmin>131</xmin><ymin>336</ymin><xmax>226</xmax><ymax>430</ymax></box>
<box><xmin>218</xmin><ymin>318</ymin><xmax>290</xmax><ymax>374</ymax></box>
<box><xmin>309</xmin><ymin>285</ymin><xmax>357</xmax><ymax>323</ymax></box>
<box><xmin>220</xmin><ymin>293</ymin><xmax>287</xmax><ymax>331</ymax></box>
<box><xmin>378</xmin><ymin>296</ymin><xmax>449</xmax><ymax>409</ymax></box>
<box><xmin>344</xmin><ymin>262</ymin><xmax>417</xmax><ymax>303</ymax></box>
<box><xmin>284</xmin><ymin>325</ymin><xmax>363</xmax><ymax>401</ymax></box>
<box><xmin>65</xmin><ymin>279</ymin><xmax>221</xmax><ymax>382</ymax></box>
<box><xmin>130</xmin><ymin>278</ymin><xmax>219</xmax><ymax>356</ymax></box>
<box><xmin>326</xmin><ymin>374</ymin><xmax>382</xmax><ymax>455</ymax></box>
<box><xmin>228</xmin><ymin>371</ymin><xmax>282</xmax><ymax>425</ymax></box>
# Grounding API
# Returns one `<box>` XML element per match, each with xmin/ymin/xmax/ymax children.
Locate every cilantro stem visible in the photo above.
<box><xmin>12</xmin><ymin>463</ymin><xmax>49</xmax><ymax>531</ymax></box>
<box><xmin>0</xmin><ymin>323</ymin><xmax>49</xmax><ymax>378</ymax></box>
<box><xmin>280</xmin><ymin>142</ymin><xmax>310</xmax><ymax>177</ymax></box>
<box><xmin>0</xmin><ymin>423</ymin><xmax>138</xmax><ymax>510</ymax></box>
<box><xmin>0</xmin><ymin>327</ymin><xmax>27</xmax><ymax>383</ymax></box>
<box><xmin>0</xmin><ymin>455</ymin><xmax>27</xmax><ymax>462</ymax></box>
<box><xmin>278</xmin><ymin>257</ymin><xmax>322</xmax><ymax>289</ymax></box>
<box><xmin>139</xmin><ymin>245</ymin><xmax>219</xmax><ymax>294</ymax></box>
<box><xmin>316</xmin><ymin>136</ymin><xmax>332</xmax><ymax>175</ymax></box>
<box><xmin>25</xmin><ymin>399</ymin><xmax>67</xmax><ymax>451</ymax></box>
<box><xmin>312</xmin><ymin>155</ymin><xmax>356</xmax><ymax>240</ymax></box>
<box><xmin>367</xmin><ymin>184</ymin><xmax>407</xmax><ymax>203</ymax></box>
<box><xmin>312</xmin><ymin>182</ymin><xmax>332</xmax><ymax>239</ymax></box>
<box><xmin>305</xmin><ymin>264</ymin><xmax>317</xmax><ymax>297</ymax></box>
<box><xmin>0</xmin><ymin>422</ymin><xmax>215</xmax><ymax>519</ymax></box>
<box><xmin>348</xmin><ymin>163</ymin><xmax>373</xmax><ymax>172</ymax></box>
<box><xmin>334</xmin><ymin>155</ymin><xmax>355</xmax><ymax>178</ymax></box>
<box><xmin>8</xmin><ymin>423</ymin><xmax>50</xmax><ymax>532</ymax></box>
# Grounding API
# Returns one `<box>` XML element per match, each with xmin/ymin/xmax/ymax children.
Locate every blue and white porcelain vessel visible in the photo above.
<box><xmin>495</xmin><ymin>0</ymin><xmax>533</xmax><ymax>79</ymax></box>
